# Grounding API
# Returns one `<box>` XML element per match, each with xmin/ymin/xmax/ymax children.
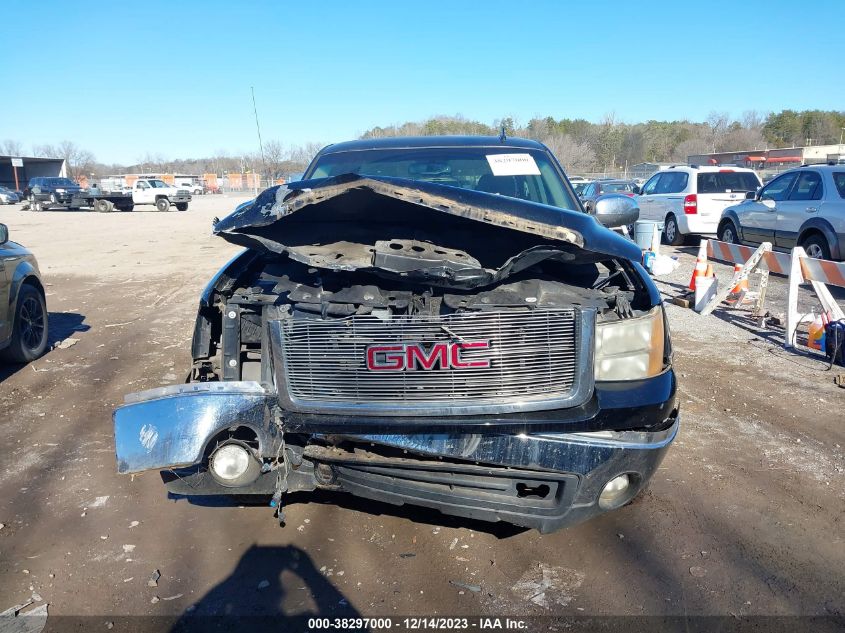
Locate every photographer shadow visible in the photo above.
<box><xmin>171</xmin><ymin>544</ymin><xmax>360</xmax><ymax>632</ymax></box>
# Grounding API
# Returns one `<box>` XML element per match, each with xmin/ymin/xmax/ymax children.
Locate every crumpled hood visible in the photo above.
<box><xmin>212</xmin><ymin>174</ymin><xmax>640</xmax><ymax>288</ymax></box>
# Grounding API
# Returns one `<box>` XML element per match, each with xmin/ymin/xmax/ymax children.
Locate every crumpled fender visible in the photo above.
<box><xmin>113</xmin><ymin>382</ymin><xmax>274</xmax><ymax>474</ymax></box>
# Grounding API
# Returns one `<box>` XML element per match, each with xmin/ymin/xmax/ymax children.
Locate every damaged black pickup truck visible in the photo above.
<box><xmin>114</xmin><ymin>136</ymin><xmax>678</xmax><ymax>533</ymax></box>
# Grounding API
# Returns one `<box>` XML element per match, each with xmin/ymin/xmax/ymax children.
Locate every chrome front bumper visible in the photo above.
<box><xmin>113</xmin><ymin>381</ymin><xmax>678</xmax><ymax>531</ymax></box>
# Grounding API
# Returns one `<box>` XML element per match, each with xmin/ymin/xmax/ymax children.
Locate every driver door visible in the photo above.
<box><xmin>133</xmin><ymin>181</ymin><xmax>153</xmax><ymax>204</ymax></box>
<box><xmin>739</xmin><ymin>172</ymin><xmax>798</xmax><ymax>244</ymax></box>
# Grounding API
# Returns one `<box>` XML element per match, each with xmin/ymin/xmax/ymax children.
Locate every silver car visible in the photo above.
<box><xmin>719</xmin><ymin>165</ymin><xmax>845</xmax><ymax>260</ymax></box>
<box><xmin>0</xmin><ymin>186</ymin><xmax>20</xmax><ymax>204</ymax></box>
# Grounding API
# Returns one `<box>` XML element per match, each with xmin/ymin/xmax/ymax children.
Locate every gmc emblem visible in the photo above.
<box><xmin>366</xmin><ymin>341</ymin><xmax>491</xmax><ymax>371</ymax></box>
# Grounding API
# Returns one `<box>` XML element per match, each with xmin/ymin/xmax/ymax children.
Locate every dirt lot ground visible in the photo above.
<box><xmin>0</xmin><ymin>196</ymin><xmax>843</xmax><ymax>629</ymax></box>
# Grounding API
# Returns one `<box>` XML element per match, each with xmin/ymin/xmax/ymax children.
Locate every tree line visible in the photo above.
<box><xmin>362</xmin><ymin>109</ymin><xmax>845</xmax><ymax>173</ymax></box>
<box><xmin>3</xmin><ymin>109</ymin><xmax>843</xmax><ymax>181</ymax></box>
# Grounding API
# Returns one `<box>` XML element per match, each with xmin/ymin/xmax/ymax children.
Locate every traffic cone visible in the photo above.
<box><xmin>729</xmin><ymin>264</ymin><xmax>748</xmax><ymax>294</ymax></box>
<box><xmin>688</xmin><ymin>240</ymin><xmax>708</xmax><ymax>291</ymax></box>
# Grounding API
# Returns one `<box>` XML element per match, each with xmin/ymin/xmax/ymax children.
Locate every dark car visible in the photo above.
<box><xmin>24</xmin><ymin>177</ymin><xmax>83</xmax><ymax>209</ymax></box>
<box><xmin>113</xmin><ymin>136</ymin><xmax>676</xmax><ymax>533</ymax></box>
<box><xmin>579</xmin><ymin>179</ymin><xmax>637</xmax><ymax>213</ymax></box>
<box><xmin>0</xmin><ymin>223</ymin><xmax>48</xmax><ymax>363</ymax></box>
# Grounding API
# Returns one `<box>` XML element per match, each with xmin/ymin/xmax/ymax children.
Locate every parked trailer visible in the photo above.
<box><xmin>29</xmin><ymin>178</ymin><xmax>192</xmax><ymax>212</ymax></box>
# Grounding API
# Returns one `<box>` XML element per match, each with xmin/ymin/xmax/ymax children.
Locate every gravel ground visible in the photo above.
<box><xmin>0</xmin><ymin>199</ymin><xmax>842</xmax><ymax>629</ymax></box>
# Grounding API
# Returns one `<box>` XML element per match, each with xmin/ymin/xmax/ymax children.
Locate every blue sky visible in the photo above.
<box><xmin>2</xmin><ymin>0</ymin><xmax>843</xmax><ymax>164</ymax></box>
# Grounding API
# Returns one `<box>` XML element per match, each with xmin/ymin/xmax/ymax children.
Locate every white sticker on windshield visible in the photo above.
<box><xmin>485</xmin><ymin>153</ymin><xmax>541</xmax><ymax>176</ymax></box>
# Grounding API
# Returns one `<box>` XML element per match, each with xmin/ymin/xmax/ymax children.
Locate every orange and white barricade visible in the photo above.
<box><xmin>697</xmin><ymin>240</ymin><xmax>774</xmax><ymax>316</ymax></box>
<box><xmin>785</xmin><ymin>247</ymin><xmax>845</xmax><ymax>348</ymax></box>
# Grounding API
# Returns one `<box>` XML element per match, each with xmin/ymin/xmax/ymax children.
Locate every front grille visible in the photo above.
<box><xmin>272</xmin><ymin>309</ymin><xmax>592</xmax><ymax>416</ymax></box>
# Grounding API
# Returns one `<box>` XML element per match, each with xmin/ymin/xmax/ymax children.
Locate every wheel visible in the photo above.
<box><xmin>175</xmin><ymin>202</ymin><xmax>188</xmax><ymax>211</ymax></box>
<box><xmin>718</xmin><ymin>220</ymin><xmax>738</xmax><ymax>244</ymax></box>
<box><xmin>801</xmin><ymin>234</ymin><xmax>831</xmax><ymax>260</ymax></box>
<box><xmin>95</xmin><ymin>198</ymin><xmax>112</xmax><ymax>213</ymax></box>
<box><xmin>155</xmin><ymin>198</ymin><xmax>170</xmax><ymax>212</ymax></box>
<box><xmin>662</xmin><ymin>214</ymin><xmax>685</xmax><ymax>246</ymax></box>
<box><xmin>0</xmin><ymin>285</ymin><xmax>48</xmax><ymax>363</ymax></box>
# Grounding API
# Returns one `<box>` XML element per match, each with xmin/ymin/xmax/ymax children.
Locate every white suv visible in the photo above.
<box><xmin>636</xmin><ymin>165</ymin><xmax>761</xmax><ymax>245</ymax></box>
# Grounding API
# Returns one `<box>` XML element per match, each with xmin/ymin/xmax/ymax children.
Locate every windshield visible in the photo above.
<box><xmin>572</xmin><ymin>182</ymin><xmax>590</xmax><ymax>195</ymax></box>
<box><xmin>150</xmin><ymin>180</ymin><xmax>170</xmax><ymax>188</ymax></box>
<box><xmin>306</xmin><ymin>146</ymin><xmax>578</xmax><ymax>210</ymax></box>
<box><xmin>46</xmin><ymin>178</ymin><xmax>77</xmax><ymax>187</ymax></box>
<box><xmin>697</xmin><ymin>171</ymin><xmax>760</xmax><ymax>194</ymax></box>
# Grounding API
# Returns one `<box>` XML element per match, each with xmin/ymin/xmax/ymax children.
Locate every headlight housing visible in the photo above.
<box><xmin>595</xmin><ymin>306</ymin><xmax>666</xmax><ymax>381</ymax></box>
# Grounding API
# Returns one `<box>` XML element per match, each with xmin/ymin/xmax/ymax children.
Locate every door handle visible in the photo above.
<box><xmin>805</xmin><ymin>207</ymin><xmax>818</xmax><ymax>213</ymax></box>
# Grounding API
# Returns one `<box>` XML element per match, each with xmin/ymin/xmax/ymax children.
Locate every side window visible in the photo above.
<box><xmin>136</xmin><ymin>181</ymin><xmax>148</xmax><ymax>190</ymax></box>
<box><xmin>642</xmin><ymin>174</ymin><xmax>660</xmax><ymax>195</ymax></box>
<box><xmin>788</xmin><ymin>172</ymin><xmax>823</xmax><ymax>201</ymax></box>
<box><xmin>760</xmin><ymin>172</ymin><xmax>798</xmax><ymax>202</ymax></box>
<box><xmin>833</xmin><ymin>172</ymin><xmax>845</xmax><ymax>198</ymax></box>
<box><xmin>657</xmin><ymin>172</ymin><xmax>688</xmax><ymax>194</ymax></box>
<box><xmin>582</xmin><ymin>184</ymin><xmax>594</xmax><ymax>197</ymax></box>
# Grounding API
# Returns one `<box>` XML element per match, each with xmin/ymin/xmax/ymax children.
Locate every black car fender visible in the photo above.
<box><xmin>798</xmin><ymin>217</ymin><xmax>841</xmax><ymax>260</ymax></box>
<box><xmin>8</xmin><ymin>261</ymin><xmax>43</xmax><ymax>306</ymax></box>
<box><xmin>3</xmin><ymin>262</ymin><xmax>44</xmax><ymax>349</ymax></box>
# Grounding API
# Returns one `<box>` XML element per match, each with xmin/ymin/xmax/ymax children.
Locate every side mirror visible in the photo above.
<box><xmin>0</xmin><ymin>223</ymin><xmax>8</xmax><ymax>245</ymax></box>
<box><xmin>632</xmin><ymin>185</ymin><xmax>641</xmax><ymax>195</ymax></box>
<box><xmin>593</xmin><ymin>194</ymin><xmax>640</xmax><ymax>228</ymax></box>
<box><xmin>762</xmin><ymin>198</ymin><xmax>776</xmax><ymax>209</ymax></box>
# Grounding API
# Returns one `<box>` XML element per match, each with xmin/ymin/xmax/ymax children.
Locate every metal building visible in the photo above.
<box><xmin>0</xmin><ymin>155</ymin><xmax>68</xmax><ymax>191</ymax></box>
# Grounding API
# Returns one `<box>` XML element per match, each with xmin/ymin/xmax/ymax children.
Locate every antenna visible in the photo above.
<box><xmin>499</xmin><ymin>125</ymin><xmax>507</xmax><ymax>142</ymax></box>
<box><xmin>251</xmin><ymin>86</ymin><xmax>268</xmax><ymax>187</ymax></box>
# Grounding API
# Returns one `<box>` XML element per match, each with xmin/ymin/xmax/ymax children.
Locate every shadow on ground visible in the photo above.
<box><xmin>170</xmin><ymin>544</ymin><xmax>360</xmax><ymax>632</ymax></box>
<box><xmin>0</xmin><ymin>311</ymin><xmax>88</xmax><ymax>382</ymax></box>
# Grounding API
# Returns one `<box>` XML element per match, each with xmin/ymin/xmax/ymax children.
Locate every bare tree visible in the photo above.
<box><xmin>32</xmin><ymin>144</ymin><xmax>57</xmax><ymax>158</ymax></box>
<box><xmin>56</xmin><ymin>141</ymin><xmax>96</xmax><ymax>180</ymax></box>
<box><xmin>1</xmin><ymin>140</ymin><xmax>24</xmax><ymax>156</ymax></box>
<box><xmin>289</xmin><ymin>142</ymin><xmax>323</xmax><ymax>167</ymax></box>
<box><xmin>672</xmin><ymin>137</ymin><xmax>711</xmax><ymax>162</ymax></box>
<box><xmin>705</xmin><ymin>111</ymin><xmax>731</xmax><ymax>152</ymax></box>
<box><xmin>741</xmin><ymin>110</ymin><xmax>766</xmax><ymax>130</ymax></box>
<box><xmin>262</xmin><ymin>140</ymin><xmax>287</xmax><ymax>178</ymax></box>
<box><xmin>542</xmin><ymin>133</ymin><xmax>596</xmax><ymax>173</ymax></box>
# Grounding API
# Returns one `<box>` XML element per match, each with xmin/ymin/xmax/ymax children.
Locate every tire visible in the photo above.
<box><xmin>155</xmin><ymin>198</ymin><xmax>170</xmax><ymax>212</ymax></box>
<box><xmin>0</xmin><ymin>284</ymin><xmax>48</xmax><ymax>363</ymax></box>
<box><xmin>801</xmin><ymin>234</ymin><xmax>831</xmax><ymax>260</ymax></box>
<box><xmin>718</xmin><ymin>220</ymin><xmax>739</xmax><ymax>244</ymax></box>
<box><xmin>175</xmin><ymin>202</ymin><xmax>188</xmax><ymax>211</ymax></box>
<box><xmin>663</xmin><ymin>214</ymin><xmax>685</xmax><ymax>246</ymax></box>
<box><xmin>95</xmin><ymin>199</ymin><xmax>113</xmax><ymax>213</ymax></box>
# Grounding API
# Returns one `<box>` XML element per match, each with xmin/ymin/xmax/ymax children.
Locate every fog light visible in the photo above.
<box><xmin>209</xmin><ymin>443</ymin><xmax>260</xmax><ymax>487</ymax></box>
<box><xmin>599</xmin><ymin>474</ymin><xmax>631</xmax><ymax>509</ymax></box>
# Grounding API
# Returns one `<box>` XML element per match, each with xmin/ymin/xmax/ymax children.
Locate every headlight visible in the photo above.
<box><xmin>595</xmin><ymin>306</ymin><xmax>665</xmax><ymax>381</ymax></box>
<box><xmin>208</xmin><ymin>442</ymin><xmax>261</xmax><ymax>487</ymax></box>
